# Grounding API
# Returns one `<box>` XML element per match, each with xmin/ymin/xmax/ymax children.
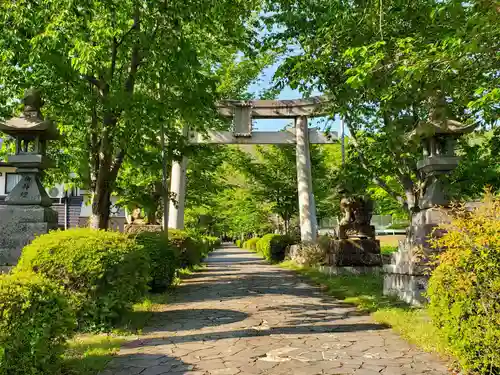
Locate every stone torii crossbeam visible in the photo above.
<box><xmin>168</xmin><ymin>97</ymin><xmax>337</xmax><ymax>243</ymax></box>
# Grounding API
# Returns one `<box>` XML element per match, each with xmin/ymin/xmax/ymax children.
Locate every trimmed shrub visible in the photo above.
<box><xmin>386</xmin><ymin>222</ymin><xmax>409</xmax><ymax>230</ymax></box>
<box><xmin>168</xmin><ymin>229</ymin><xmax>208</xmax><ymax>268</ymax></box>
<box><xmin>256</xmin><ymin>234</ymin><xmax>295</xmax><ymax>263</ymax></box>
<box><xmin>194</xmin><ymin>234</ymin><xmax>219</xmax><ymax>257</ymax></box>
<box><xmin>15</xmin><ymin>228</ymin><xmax>150</xmax><ymax>330</ymax></box>
<box><xmin>0</xmin><ymin>272</ymin><xmax>75</xmax><ymax>375</ymax></box>
<box><xmin>134</xmin><ymin>232</ymin><xmax>180</xmax><ymax>292</ymax></box>
<box><xmin>205</xmin><ymin>236</ymin><xmax>221</xmax><ymax>250</ymax></box>
<box><xmin>235</xmin><ymin>239</ymin><xmax>242</xmax><ymax>248</ymax></box>
<box><xmin>427</xmin><ymin>197</ymin><xmax>500</xmax><ymax>374</ymax></box>
<box><xmin>244</xmin><ymin>237</ymin><xmax>260</xmax><ymax>251</ymax></box>
<box><xmin>287</xmin><ymin>243</ymin><xmax>326</xmax><ymax>266</ymax></box>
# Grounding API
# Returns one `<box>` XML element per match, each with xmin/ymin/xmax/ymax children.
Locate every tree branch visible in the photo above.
<box><xmin>381</xmin><ymin>111</ymin><xmax>415</xmax><ymax>181</ymax></box>
<box><xmin>83</xmin><ymin>75</ymin><xmax>105</xmax><ymax>93</ymax></box>
<box><xmin>111</xmin><ymin>37</ymin><xmax>118</xmax><ymax>80</ymax></box>
<box><xmin>110</xmin><ymin>149</ymin><xmax>126</xmax><ymax>179</ymax></box>
<box><xmin>124</xmin><ymin>3</ymin><xmax>141</xmax><ymax>94</ymax></box>
<box><xmin>345</xmin><ymin>121</ymin><xmax>407</xmax><ymax>209</ymax></box>
<box><xmin>110</xmin><ymin>9</ymin><xmax>118</xmax><ymax>80</ymax></box>
<box><xmin>89</xmin><ymin>85</ymin><xmax>100</xmax><ymax>191</ymax></box>
<box><xmin>116</xmin><ymin>25</ymin><xmax>136</xmax><ymax>49</ymax></box>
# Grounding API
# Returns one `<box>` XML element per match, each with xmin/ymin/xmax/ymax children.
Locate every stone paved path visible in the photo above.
<box><xmin>101</xmin><ymin>244</ymin><xmax>449</xmax><ymax>375</ymax></box>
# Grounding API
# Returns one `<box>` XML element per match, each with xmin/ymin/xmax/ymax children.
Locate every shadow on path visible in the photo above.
<box><xmin>102</xmin><ymin>244</ymin><xmax>450</xmax><ymax>375</ymax></box>
<box><xmin>100</xmin><ymin>353</ymin><xmax>193</xmax><ymax>375</ymax></box>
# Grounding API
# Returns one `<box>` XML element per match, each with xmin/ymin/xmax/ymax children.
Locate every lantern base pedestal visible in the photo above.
<box><xmin>0</xmin><ymin>205</ymin><xmax>58</xmax><ymax>266</ymax></box>
<box><xmin>4</xmin><ymin>172</ymin><xmax>53</xmax><ymax>207</ymax></box>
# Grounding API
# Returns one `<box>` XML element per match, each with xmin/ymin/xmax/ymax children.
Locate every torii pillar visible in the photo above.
<box><xmin>295</xmin><ymin>116</ymin><xmax>318</xmax><ymax>242</ymax></box>
<box><xmin>168</xmin><ymin>126</ymin><xmax>189</xmax><ymax>229</ymax></box>
<box><xmin>168</xmin><ymin>97</ymin><xmax>336</xmax><ymax>243</ymax></box>
<box><xmin>168</xmin><ymin>156</ymin><xmax>188</xmax><ymax>229</ymax></box>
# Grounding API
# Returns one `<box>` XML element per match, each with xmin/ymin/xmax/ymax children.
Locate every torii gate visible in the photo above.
<box><xmin>168</xmin><ymin>97</ymin><xmax>337</xmax><ymax>243</ymax></box>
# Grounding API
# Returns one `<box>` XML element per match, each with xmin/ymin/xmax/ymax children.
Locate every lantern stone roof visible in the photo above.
<box><xmin>407</xmin><ymin>118</ymin><xmax>477</xmax><ymax>143</ymax></box>
<box><xmin>0</xmin><ymin>88</ymin><xmax>58</xmax><ymax>139</ymax></box>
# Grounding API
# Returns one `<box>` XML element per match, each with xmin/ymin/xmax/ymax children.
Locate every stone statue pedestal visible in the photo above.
<box><xmin>338</xmin><ymin>224</ymin><xmax>375</xmax><ymax>240</ymax></box>
<box><xmin>124</xmin><ymin>224</ymin><xmax>163</xmax><ymax>235</ymax></box>
<box><xmin>383</xmin><ymin>208</ymin><xmax>450</xmax><ymax>306</ymax></box>
<box><xmin>0</xmin><ymin>205</ymin><xmax>58</xmax><ymax>266</ymax></box>
<box><xmin>327</xmin><ymin>239</ymin><xmax>382</xmax><ymax>266</ymax></box>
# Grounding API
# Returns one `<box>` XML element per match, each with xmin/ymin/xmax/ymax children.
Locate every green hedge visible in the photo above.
<box><xmin>15</xmin><ymin>228</ymin><xmax>150</xmax><ymax>330</ymax></box>
<box><xmin>243</xmin><ymin>237</ymin><xmax>260</xmax><ymax>251</ymax></box>
<box><xmin>256</xmin><ymin>234</ymin><xmax>295</xmax><ymax>263</ymax></box>
<box><xmin>169</xmin><ymin>229</ymin><xmax>205</xmax><ymax>268</ymax></box>
<box><xmin>134</xmin><ymin>231</ymin><xmax>218</xmax><ymax>291</ymax></box>
<box><xmin>235</xmin><ymin>239</ymin><xmax>243</xmax><ymax>248</ymax></box>
<box><xmin>386</xmin><ymin>222</ymin><xmax>409</xmax><ymax>230</ymax></box>
<box><xmin>0</xmin><ymin>272</ymin><xmax>75</xmax><ymax>375</ymax></box>
<box><xmin>204</xmin><ymin>236</ymin><xmax>221</xmax><ymax>250</ymax></box>
<box><xmin>427</xmin><ymin>199</ymin><xmax>500</xmax><ymax>374</ymax></box>
<box><xmin>134</xmin><ymin>232</ymin><xmax>179</xmax><ymax>292</ymax></box>
<box><xmin>1</xmin><ymin>227</ymin><xmax>218</xmax><ymax>372</ymax></box>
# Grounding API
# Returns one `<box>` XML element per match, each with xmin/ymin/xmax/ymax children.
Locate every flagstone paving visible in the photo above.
<box><xmin>101</xmin><ymin>244</ymin><xmax>449</xmax><ymax>375</ymax></box>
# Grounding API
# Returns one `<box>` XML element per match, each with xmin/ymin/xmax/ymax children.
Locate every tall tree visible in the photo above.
<box><xmin>266</xmin><ymin>0</ymin><xmax>499</xmax><ymax>214</ymax></box>
<box><xmin>0</xmin><ymin>0</ymin><xmax>262</xmax><ymax>228</ymax></box>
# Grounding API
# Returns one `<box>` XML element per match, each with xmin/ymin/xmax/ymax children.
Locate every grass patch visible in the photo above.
<box><xmin>280</xmin><ymin>260</ymin><xmax>452</xmax><ymax>363</ymax></box>
<box><xmin>117</xmin><ymin>292</ymin><xmax>171</xmax><ymax>333</ymax></box>
<box><xmin>280</xmin><ymin>260</ymin><xmax>403</xmax><ymax>311</ymax></box>
<box><xmin>177</xmin><ymin>263</ymin><xmax>206</xmax><ymax>277</ymax></box>
<box><xmin>378</xmin><ymin>235</ymin><xmax>405</xmax><ymax>246</ymax></box>
<box><xmin>381</xmin><ymin>245</ymin><xmax>399</xmax><ymax>254</ymax></box>
<box><xmin>373</xmin><ymin>308</ymin><xmax>449</xmax><ymax>355</ymax></box>
<box><xmin>63</xmin><ymin>290</ymin><xmax>171</xmax><ymax>374</ymax></box>
<box><xmin>63</xmin><ymin>334</ymin><xmax>127</xmax><ymax>375</ymax></box>
<box><xmin>61</xmin><ymin>264</ymin><xmax>202</xmax><ymax>375</ymax></box>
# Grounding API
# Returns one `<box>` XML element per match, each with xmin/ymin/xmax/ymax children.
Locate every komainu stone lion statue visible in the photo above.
<box><xmin>338</xmin><ymin>196</ymin><xmax>375</xmax><ymax>239</ymax></box>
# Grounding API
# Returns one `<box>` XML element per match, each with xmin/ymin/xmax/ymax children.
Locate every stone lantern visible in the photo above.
<box><xmin>383</xmin><ymin>98</ymin><xmax>477</xmax><ymax>305</ymax></box>
<box><xmin>0</xmin><ymin>88</ymin><xmax>59</xmax><ymax>268</ymax></box>
<box><xmin>408</xmin><ymin>114</ymin><xmax>477</xmax><ymax>247</ymax></box>
<box><xmin>0</xmin><ymin>88</ymin><xmax>58</xmax><ymax>206</ymax></box>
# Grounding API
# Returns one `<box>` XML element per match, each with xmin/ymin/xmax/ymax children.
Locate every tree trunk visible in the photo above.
<box><xmin>401</xmin><ymin>175</ymin><xmax>419</xmax><ymax>215</ymax></box>
<box><xmin>283</xmin><ymin>215</ymin><xmax>290</xmax><ymax>235</ymax></box>
<box><xmin>147</xmin><ymin>209</ymin><xmax>157</xmax><ymax>225</ymax></box>
<box><xmin>90</xmin><ymin>186</ymin><xmax>111</xmax><ymax>229</ymax></box>
<box><xmin>88</xmin><ymin>143</ymin><xmax>124</xmax><ymax>230</ymax></box>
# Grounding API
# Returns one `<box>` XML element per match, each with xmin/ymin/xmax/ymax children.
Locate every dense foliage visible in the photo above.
<box><xmin>0</xmin><ymin>0</ymin><xmax>266</xmax><ymax>229</ymax></box>
<box><xmin>15</xmin><ymin>229</ymin><xmax>150</xmax><ymax>330</ymax></box>
<box><xmin>184</xmin><ymin>143</ymin><xmax>344</xmax><ymax>238</ymax></box>
<box><xmin>168</xmin><ymin>229</ymin><xmax>202</xmax><ymax>268</ymax></box>
<box><xmin>256</xmin><ymin>234</ymin><xmax>296</xmax><ymax>263</ymax></box>
<box><xmin>134</xmin><ymin>231</ymin><xmax>180</xmax><ymax>292</ymax></box>
<box><xmin>266</xmin><ymin>0</ymin><xmax>499</xmax><ymax>213</ymax></box>
<box><xmin>243</xmin><ymin>237</ymin><xmax>260</xmax><ymax>251</ymax></box>
<box><xmin>0</xmin><ymin>272</ymin><xmax>75</xmax><ymax>375</ymax></box>
<box><xmin>428</xmin><ymin>196</ymin><xmax>500</xmax><ymax>373</ymax></box>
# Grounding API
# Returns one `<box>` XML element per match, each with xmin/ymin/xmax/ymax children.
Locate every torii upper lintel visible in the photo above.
<box><xmin>217</xmin><ymin>96</ymin><xmax>329</xmax><ymax>119</ymax></box>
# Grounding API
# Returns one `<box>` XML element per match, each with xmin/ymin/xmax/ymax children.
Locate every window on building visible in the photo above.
<box><xmin>5</xmin><ymin>173</ymin><xmax>22</xmax><ymax>194</ymax></box>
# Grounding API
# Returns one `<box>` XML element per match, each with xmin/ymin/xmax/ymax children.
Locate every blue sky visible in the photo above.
<box><xmin>247</xmin><ymin>61</ymin><xmax>343</xmax><ymax>135</ymax></box>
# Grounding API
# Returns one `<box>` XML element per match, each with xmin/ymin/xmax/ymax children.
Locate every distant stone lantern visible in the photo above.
<box><xmin>0</xmin><ymin>88</ymin><xmax>58</xmax><ymax>207</ymax></box>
